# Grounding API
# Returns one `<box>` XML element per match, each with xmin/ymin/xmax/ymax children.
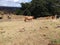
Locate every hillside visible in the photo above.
<box><xmin>0</xmin><ymin>6</ymin><xmax>20</xmax><ymax>14</ymax></box>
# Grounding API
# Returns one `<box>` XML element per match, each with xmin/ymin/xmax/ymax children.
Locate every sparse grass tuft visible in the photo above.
<box><xmin>50</xmin><ymin>39</ymin><xmax>60</xmax><ymax>44</ymax></box>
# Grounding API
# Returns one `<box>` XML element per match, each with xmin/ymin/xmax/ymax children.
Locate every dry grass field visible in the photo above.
<box><xmin>0</xmin><ymin>17</ymin><xmax>60</xmax><ymax>45</ymax></box>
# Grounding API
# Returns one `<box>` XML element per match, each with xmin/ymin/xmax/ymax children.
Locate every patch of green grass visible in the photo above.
<box><xmin>51</xmin><ymin>39</ymin><xmax>60</xmax><ymax>44</ymax></box>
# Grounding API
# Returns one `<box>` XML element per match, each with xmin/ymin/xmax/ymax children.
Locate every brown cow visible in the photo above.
<box><xmin>24</xmin><ymin>16</ymin><xmax>34</xmax><ymax>22</ymax></box>
<box><xmin>7</xmin><ymin>15</ymin><xmax>11</xmax><ymax>19</ymax></box>
<box><xmin>51</xmin><ymin>16</ymin><xmax>56</xmax><ymax>19</ymax></box>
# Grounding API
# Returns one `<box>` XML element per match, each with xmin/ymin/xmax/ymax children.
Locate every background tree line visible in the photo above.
<box><xmin>16</xmin><ymin>0</ymin><xmax>60</xmax><ymax>18</ymax></box>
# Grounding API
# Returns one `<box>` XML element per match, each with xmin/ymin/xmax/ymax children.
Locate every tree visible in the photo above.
<box><xmin>16</xmin><ymin>0</ymin><xmax>60</xmax><ymax>18</ymax></box>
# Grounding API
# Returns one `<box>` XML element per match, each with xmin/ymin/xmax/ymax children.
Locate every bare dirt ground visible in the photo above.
<box><xmin>0</xmin><ymin>18</ymin><xmax>60</xmax><ymax>45</ymax></box>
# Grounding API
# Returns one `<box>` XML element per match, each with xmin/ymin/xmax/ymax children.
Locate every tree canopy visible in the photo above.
<box><xmin>16</xmin><ymin>0</ymin><xmax>60</xmax><ymax>18</ymax></box>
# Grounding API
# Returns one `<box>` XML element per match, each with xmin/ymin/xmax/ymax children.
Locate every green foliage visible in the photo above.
<box><xmin>16</xmin><ymin>9</ymin><xmax>20</xmax><ymax>15</ymax></box>
<box><xmin>23</xmin><ymin>10</ymin><xmax>31</xmax><ymax>16</ymax></box>
<box><xmin>51</xmin><ymin>39</ymin><xmax>60</xmax><ymax>44</ymax></box>
<box><xmin>16</xmin><ymin>0</ymin><xmax>60</xmax><ymax>18</ymax></box>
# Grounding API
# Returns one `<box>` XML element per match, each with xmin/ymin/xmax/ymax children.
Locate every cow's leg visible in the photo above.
<box><xmin>24</xmin><ymin>18</ymin><xmax>26</xmax><ymax>22</ymax></box>
<box><xmin>24</xmin><ymin>18</ymin><xmax>28</xmax><ymax>22</ymax></box>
